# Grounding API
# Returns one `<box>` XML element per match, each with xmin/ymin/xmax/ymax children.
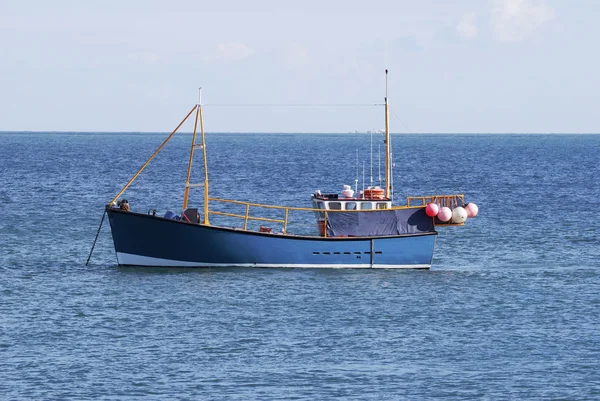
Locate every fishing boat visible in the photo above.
<box><xmin>102</xmin><ymin>70</ymin><xmax>478</xmax><ymax>268</ymax></box>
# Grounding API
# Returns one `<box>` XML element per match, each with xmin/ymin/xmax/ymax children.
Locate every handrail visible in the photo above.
<box><xmin>206</xmin><ymin>196</ymin><xmax>426</xmax><ymax>236</ymax></box>
<box><xmin>210</xmin><ymin>210</ymin><xmax>285</xmax><ymax>224</ymax></box>
<box><xmin>406</xmin><ymin>194</ymin><xmax>465</xmax><ymax>207</ymax></box>
<box><xmin>208</xmin><ymin>197</ymin><xmax>317</xmax><ymax>212</ymax></box>
<box><xmin>283</xmin><ymin>209</ymin><xmax>289</xmax><ymax>234</ymax></box>
<box><xmin>208</xmin><ymin>197</ymin><xmax>422</xmax><ymax>213</ymax></box>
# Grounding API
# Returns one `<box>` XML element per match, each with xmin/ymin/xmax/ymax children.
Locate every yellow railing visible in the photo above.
<box><xmin>406</xmin><ymin>194</ymin><xmax>465</xmax><ymax>208</ymax></box>
<box><xmin>206</xmin><ymin>197</ymin><xmax>423</xmax><ymax>237</ymax></box>
<box><xmin>208</xmin><ymin>197</ymin><xmax>316</xmax><ymax>235</ymax></box>
<box><xmin>406</xmin><ymin>194</ymin><xmax>467</xmax><ymax>227</ymax></box>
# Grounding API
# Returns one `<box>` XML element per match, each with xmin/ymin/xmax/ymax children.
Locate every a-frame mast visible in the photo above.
<box><xmin>183</xmin><ymin>88</ymin><xmax>210</xmax><ymax>225</ymax></box>
<box><xmin>183</xmin><ymin>106</ymin><xmax>201</xmax><ymax>210</ymax></box>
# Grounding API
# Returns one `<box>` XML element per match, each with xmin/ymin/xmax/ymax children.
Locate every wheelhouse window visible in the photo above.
<box><xmin>329</xmin><ymin>202</ymin><xmax>341</xmax><ymax>210</ymax></box>
<box><xmin>313</xmin><ymin>200</ymin><xmax>325</xmax><ymax>219</ymax></box>
<box><xmin>376</xmin><ymin>203</ymin><xmax>389</xmax><ymax>210</ymax></box>
<box><xmin>360</xmin><ymin>202</ymin><xmax>373</xmax><ymax>210</ymax></box>
<box><xmin>346</xmin><ymin>202</ymin><xmax>357</xmax><ymax>211</ymax></box>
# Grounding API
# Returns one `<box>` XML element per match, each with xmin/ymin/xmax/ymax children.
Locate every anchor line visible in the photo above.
<box><xmin>86</xmin><ymin>210</ymin><xmax>107</xmax><ymax>266</ymax></box>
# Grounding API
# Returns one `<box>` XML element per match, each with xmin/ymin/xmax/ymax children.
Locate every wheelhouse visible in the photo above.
<box><xmin>311</xmin><ymin>190</ymin><xmax>392</xmax><ymax>220</ymax></box>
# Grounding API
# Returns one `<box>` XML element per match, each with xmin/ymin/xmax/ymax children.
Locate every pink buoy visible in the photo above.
<box><xmin>425</xmin><ymin>203</ymin><xmax>439</xmax><ymax>217</ymax></box>
<box><xmin>465</xmin><ymin>203</ymin><xmax>479</xmax><ymax>218</ymax></box>
<box><xmin>437</xmin><ymin>207</ymin><xmax>452</xmax><ymax>222</ymax></box>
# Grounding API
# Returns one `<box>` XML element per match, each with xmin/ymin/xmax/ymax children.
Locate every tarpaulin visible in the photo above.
<box><xmin>326</xmin><ymin>208</ymin><xmax>435</xmax><ymax>237</ymax></box>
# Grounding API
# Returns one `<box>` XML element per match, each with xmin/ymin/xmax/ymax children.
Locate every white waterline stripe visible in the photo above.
<box><xmin>116</xmin><ymin>253</ymin><xmax>430</xmax><ymax>269</ymax></box>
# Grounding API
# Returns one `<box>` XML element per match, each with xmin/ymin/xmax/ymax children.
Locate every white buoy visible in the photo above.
<box><xmin>452</xmin><ymin>207</ymin><xmax>468</xmax><ymax>223</ymax></box>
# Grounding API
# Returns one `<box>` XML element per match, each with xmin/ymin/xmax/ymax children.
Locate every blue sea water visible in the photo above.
<box><xmin>0</xmin><ymin>132</ymin><xmax>599</xmax><ymax>399</ymax></box>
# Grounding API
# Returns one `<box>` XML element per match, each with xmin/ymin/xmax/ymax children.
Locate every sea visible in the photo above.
<box><xmin>0</xmin><ymin>132</ymin><xmax>599</xmax><ymax>400</ymax></box>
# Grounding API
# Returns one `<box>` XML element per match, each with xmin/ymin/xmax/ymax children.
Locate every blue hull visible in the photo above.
<box><xmin>106</xmin><ymin>209</ymin><xmax>437</xmax><ymax>269</ymax></box>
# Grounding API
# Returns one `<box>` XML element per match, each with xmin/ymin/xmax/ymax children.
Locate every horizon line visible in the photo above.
<box><xmin>1</xmin><ymin>130</ymin><xmax>599</xmax><ymax>135</ymax></box>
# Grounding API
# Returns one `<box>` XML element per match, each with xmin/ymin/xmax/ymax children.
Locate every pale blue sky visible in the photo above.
<box><xmin>0</xmin><ymin>0</ymin><xmax>597</xmax><ymax>133</ymax></box>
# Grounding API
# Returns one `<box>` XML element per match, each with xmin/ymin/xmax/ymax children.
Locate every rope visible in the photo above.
<box><xmin>85</xmin><ymin>210</ymin><xmax>107</xmax><ymax>266</ymax></box>
<box><xmin>203</xmin><ymin>103</ymin><xmax>384</xmax><ymax>107</ymax></box>
<box><xmin>390</xmin><ymin>109</ymin><xmax>415</xmax><ymax>134</ymax></box>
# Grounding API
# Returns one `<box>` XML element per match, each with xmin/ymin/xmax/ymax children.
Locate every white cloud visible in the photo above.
<box><xmin>214</xmin><ymin>41</ymin><xmax>254</xmax><ymax>62</ymax></box>
<box><xmin>457</xmin><ymin>12</ymin><xmax>478</xmax><ymax>39</ymax></box>
<box><xmin>492</xmin><ymin>0</ymin><xmax>555</xmax><ymax>42</ymax></box>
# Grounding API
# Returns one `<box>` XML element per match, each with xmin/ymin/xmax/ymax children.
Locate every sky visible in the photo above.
<box><xmin>0</xmin><ymin>0</ymin><xmax>598</xmax><ymax>133</ymax></box>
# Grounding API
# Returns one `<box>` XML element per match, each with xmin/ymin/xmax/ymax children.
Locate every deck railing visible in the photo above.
<box><xmin>406</xmin><ymin>194</ymin><xmax>465</xmax><ymax>208</ymax></box>
<box><xmin>206</xmin><ymin>197</ymin><xmax>422</xmax><ymax>237</ymax></box>
<box><xmin>405</xmin><ymin>194</ymin><xmax>466</xmax><ymax>227</ymax></box>
<box><xmin>208</xmin><ymin>197</ymin><xmax>319</xmax><ymax>234</ymax></box>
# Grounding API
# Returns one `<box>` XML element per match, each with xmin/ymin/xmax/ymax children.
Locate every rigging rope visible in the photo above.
<box><xmin>85</xmin><ymin>210</ymin><xmax>106</xmax><ymax>266</ymax></box>
<box><xmin>390</xmin><ymin>109</ymin><xmax>414</xmax><ymax>134</ymax></box>
<box><xmin>203</xmin><ymin>103</ymin><xmax>384</xmax><ymax>107</ymax></box>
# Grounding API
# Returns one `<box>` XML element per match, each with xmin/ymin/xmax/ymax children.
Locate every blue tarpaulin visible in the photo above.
<box><xmin>326</xmin><ymin>208</ymin><xmax>435</xmax><ymax>237</ymax></box>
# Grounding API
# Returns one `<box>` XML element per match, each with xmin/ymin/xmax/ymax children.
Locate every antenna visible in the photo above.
<box><xmin>370</xmin><ymin>132</ymin><xmax>373</xmax><ymax>188</ymax></box>
<box><xmin>390</xmin><ymin>150</ymin><xmax>394</xmax><ymax>203</ymax></box>
<box><xmin>378</xmin><ymin>144</ymin><xmax>382</xmax><ymax>187</ymax></box>
<box><xmin>198</xmin><ymin>87</ymin><xmax>202</xmax><ymax>105</ymax></box>
<box><xmin>355</xmin><ymin>149</ymin><xmax>359</xmax><ymax>195</ymax></box>
<box><xmin>385</xmin><ymin>40</ymin><xmax>388</xmax><ymax>73</ymax></box>
<box><xmin>362</xmin><ymin>161</ymin><xmax>365</xmax><ymax>198</ymax></box>
<box><xmin>385</xmin><ymin>68</ymin><xmax>388</xmax><ymax>100</ymax></box>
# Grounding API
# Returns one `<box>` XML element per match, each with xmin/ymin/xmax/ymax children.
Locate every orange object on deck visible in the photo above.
<box><xmin>363</xmin><ymin>188</ymin><xmax>386</xmax><ymax>199</ymax></box>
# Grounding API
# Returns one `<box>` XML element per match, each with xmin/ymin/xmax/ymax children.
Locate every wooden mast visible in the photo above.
<box><xmin>384</xmin><ymin>69</ymin><xmax>391</xmax><ymax>199</ymax></box>
<box><xmin>199</xmin><ymin>100</ymin><xmax>210</xmax><ymax>225</ymax></box>
<box><xmin>182</xmin><ymin>88</ymin><xmax>210</xmax><ymax>225</ymax></box>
